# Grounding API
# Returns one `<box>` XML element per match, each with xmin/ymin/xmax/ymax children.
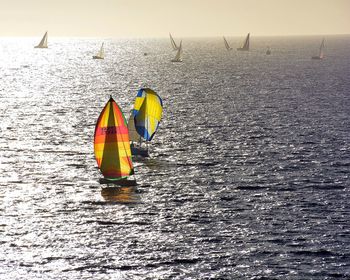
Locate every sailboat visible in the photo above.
<box><xmin>169</xmin><ymin>33</ymin><xmax>179</xmax><ymax>50</ymax></box>
<box><xmin>312</xmin><ymin>38</ymin><xmax>325</xmax><ymax>60</ymax></box>
<box><xmin>237</xmin><ymin>33</ymin><xmax>250</xmax><ymax>51</ymax></box>
<box><xmin>171</xmin><ymin>40</ymin><xmax>183</xmax><ymax>62</ymax></box>
<box><xmin>94</xmin><ymin>96</ymin><xmax>136</xmax><ymax>186</ymax></box>
<box><xmin>93</xmin><ymin>43</ymin><xmax>105</xmax><ymax>59</ymax></box>
<box><xmin>127</xmin><ymin>113</ymin><xmax>147</xmax><ymax>156</ymax></box>
<box><xmin>34</xmin><ymin>31</ymin><xmax>48</xmax><ymax>48</ymax></box>
<box><xmin>128</xmin><ymin>88</ymin><xmax>163</xmax><ymax>157</ymax></box>
<box><xmin>223</xmin><ymin>36</ymin><xmax>232</xmax><ymax>50</ymax></box>
<box><xmin>266</xmin><ymin>46</ymin><xmax>271</xmax><ymax>55</ymax></box>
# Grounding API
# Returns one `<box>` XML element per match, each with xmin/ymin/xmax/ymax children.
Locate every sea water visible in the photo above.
<box><xmin>0</xmin><ymin>36</ymin><xmax>349</xmax><ymax>279</ymax></box>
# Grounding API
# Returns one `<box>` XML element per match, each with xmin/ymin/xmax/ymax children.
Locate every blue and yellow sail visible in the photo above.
<box><xmin>132</xmin><ymin>88</ymin><xmax>163</xmax><ymax>141</ymax></box>
<box><xmin>94</xmin><ymin>96</ymin><xmax>134</xmax><ymax>180</ymax></box>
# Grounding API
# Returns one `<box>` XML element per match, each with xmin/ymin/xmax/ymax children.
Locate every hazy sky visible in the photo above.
<box><xmin>0</xmin><ymin>0</ymin><xmax>349</xmax><ymax>37</ymax></box>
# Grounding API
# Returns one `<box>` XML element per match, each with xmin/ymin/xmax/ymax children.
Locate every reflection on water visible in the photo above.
<box><xmin>135</xmin><ymin>157</ymin><xmax>172</xmax><ymax>171</ymax></box>
<box><xmin>101</xmin><ymin>186</ymin><xmax>139</xmax><ymax>203</ymax></box>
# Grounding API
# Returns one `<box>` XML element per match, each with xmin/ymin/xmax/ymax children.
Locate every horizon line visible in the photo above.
<box><xmin>0</xmin><ymin>33</ymin><xmax>349</xmax><ymax>39</ymax></box>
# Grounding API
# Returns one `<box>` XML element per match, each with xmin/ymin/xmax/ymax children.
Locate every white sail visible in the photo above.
<box><xmin>266</xmin><ymin>46</ymin><xmax>271</xmax><ymax>55</ymax></box>
<box><xmin>35</xmin><ymin>31</ymin><xmax>48</xmax><ymax>48</ymax></box>
<box><xmin>319</xmin><ymin>38</ymin><xmax>325</xmax><ymax>59</ymax></box>
<box><xmin>169</xmin><ymin>33</ymin><xmax>179</xmax><ymax>50</ymax></box>
<box><xmin>312</xmin><ymin>38</ymin><xmax>325</xmax><ymax>59</ymax></box>
<box><xmin>223</xmin><ymin>36</ymin><xmax>232</xmax><ymax>50</ymax></box>
<box><xmin>93</xmin><ymin>43</ymin><xmax>104</xmax><ymax>59</ymax></box>
<box><xmin>237</xmin><ymin>33</ymin><xmax>250</xmax><ymax>51</ymax></box>
<box><xmin>127</xmin><ymin>114</ymin><xmax>141</xmax><ymax>142</ymax></box>
<box><xmin>171</xmin><ymin>40</ymin><xmax>182</xmax><ymax>62</ymax></box>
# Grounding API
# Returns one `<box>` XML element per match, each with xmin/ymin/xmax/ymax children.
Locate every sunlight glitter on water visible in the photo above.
<box><xmin>0</xmin><ymin>36</ymin><xmax>350</xmax><ymax>279</ymax></box>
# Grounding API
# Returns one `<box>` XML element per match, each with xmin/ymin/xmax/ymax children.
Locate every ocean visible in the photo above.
<box><xmin>0</xmin><ymin>35</ymin><xmax>349</xmax><ymax>279</ymax></box>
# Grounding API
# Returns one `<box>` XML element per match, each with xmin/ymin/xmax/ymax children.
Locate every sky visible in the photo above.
<box><xmin>0</xmin><ymin>0</ymin><xmax>349</xmax><ymax>37</ymax></box>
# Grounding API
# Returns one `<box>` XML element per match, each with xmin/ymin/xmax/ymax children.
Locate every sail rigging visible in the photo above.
<box><xmin>35</xmin><ymin>31</ymin><xmax>48</xmax><ymax>48</ymax></box>
<box><xmin>223</xmin><ymin>36</ymin><xmax>232</xmax><ymax>50</ymax></box>
<box><xmin>237</xmin><ymin>33</ymin><xmax>250</xmax><ymax>51</ymax></box>
<box><xmin>94</xmin><ymin>96</ymin><xmax>133</xmax><ymax>180</ymax></box>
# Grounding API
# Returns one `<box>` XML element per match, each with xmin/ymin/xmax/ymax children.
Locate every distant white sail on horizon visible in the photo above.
<box><xmin>223</xmin><ymin>36</ymin><xmax>232</xmax><ymax>50</ymax></box>
<box><xmin>93</xmin><ymin>43</ymin><xmax>105</xmax><ymax>59</ymax></box>
<box><xmin>171</xmin><ymin>40</ymin><xmax>183</xmax><ymax>62</ymax></box>
<box><xmin>169</xmin><ymin>33</ymin><xmax>179</xmax><ymax>50</ymax></box>
<box><xmin>237</xmin><ymin>33</ymin><xmax>250</xmax><ymax>51</ymax></box>
<box><xmin>319</xmin><ymin>38</ymin><xmax>325</xmax><ymax>59</ymax></box>
<box><xmin>35</xmin><ymin>31</ymin><xmax>48</xmax><ymax>48</ymax></box>
<box><xmin>312</xmin><ymin>38</ymin><xmax>325</xmax><ymax>60</ymax></box>
<box><xmin>266</xmin><ymin>46</ymin><xmax>271</xmax><ymax>55</ymax></box>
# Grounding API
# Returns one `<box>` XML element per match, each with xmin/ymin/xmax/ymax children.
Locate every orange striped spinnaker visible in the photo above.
<box><xmin>94</xmin><ymin>96</ymin><xmax>134</xmax><ymax>180</ymax></box>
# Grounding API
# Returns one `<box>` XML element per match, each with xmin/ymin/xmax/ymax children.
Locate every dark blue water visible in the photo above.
<box><xmin>0</xmin><ymin>36</ymin><xmax>349</xmax><ymax>279</ymax></box>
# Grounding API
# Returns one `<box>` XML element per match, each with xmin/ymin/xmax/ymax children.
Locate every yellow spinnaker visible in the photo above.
<box><xmin>132</xmin><ymin>88</ymin><xmax>163</xmax><ymax>141</ymax></box>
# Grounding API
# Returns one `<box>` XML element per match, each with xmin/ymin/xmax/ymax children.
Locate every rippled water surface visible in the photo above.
<box><xmin>1</xmin><ymin>36</ymin><xmax>350</xmax><ymax>279</ymax></box>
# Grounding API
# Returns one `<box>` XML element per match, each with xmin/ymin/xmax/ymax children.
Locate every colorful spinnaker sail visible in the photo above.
<box><xmin>132</xmin><ymin>88</ymin><xmax>163</xmax><ymax>141</ymax></box>
<box><xmin>94</xmin><ymin>96</ymin><xmax>134</xmax><ymax>180</ymax></box>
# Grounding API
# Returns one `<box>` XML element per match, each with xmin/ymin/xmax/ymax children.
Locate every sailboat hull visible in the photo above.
<box><xmin>93</xmin><ymin>56</ymin><xmax>104</xmax><ymax>59</ymax></box>
<box><xmin>131</xmin><ymin>145</ymin><xmax>149</xmax><ymax>157</ymax></box>
<box><xmin>99</xmin><ymin>178</ymin><xmax>138</xmax><ymax>186</ymax></box>
<box><xmin>34</xmin><ymin>46</ymin><xmax>48</xmax><ymax>49</ymax></box>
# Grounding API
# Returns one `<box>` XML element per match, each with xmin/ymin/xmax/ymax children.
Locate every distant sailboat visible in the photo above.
<box><xmin>128</xmin><ymin>88</ymin><xmax>163</xmax><ymax>157</ymax></box>
<box><xmin>94</xmin><ymin>96</ymin><xmax>136</xmax><ymax>186</ymax></box>
<box><xmin>171</xmin><ymin>40</ymin><xmax>183</xmax><ymax>62</ymax></box>
<box><xmin>223</xmin><ymin>36</ymin><xmax>232</xmax><ymax>50</ymax></box>
<box><xmin>237</xmin><ymin>33</ymin><xmax>250</xmax><ymax>51</ymax></box>
<box><xmin>266</xmin><ymin>46</ymin><xmax>271</xmax><ymax>55</ymax></box>
<box><xmin>34</xmin><ymin>31</ymin><xmax>48</xmax><ymax>48</ymax></box>
<box><xmin>93</xmin><ymin>43</ymin><xmax>105</xmax><ymax>59</ymax></box>
<box><xmin>312</xmin><ymin>38</ymin><xmax>325</xmax><ymax>60</ymax></box>
<box><xmin>169</xmin><ymin>33</ymin><xmax>179</xmax><ymax>50</ymax></box>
